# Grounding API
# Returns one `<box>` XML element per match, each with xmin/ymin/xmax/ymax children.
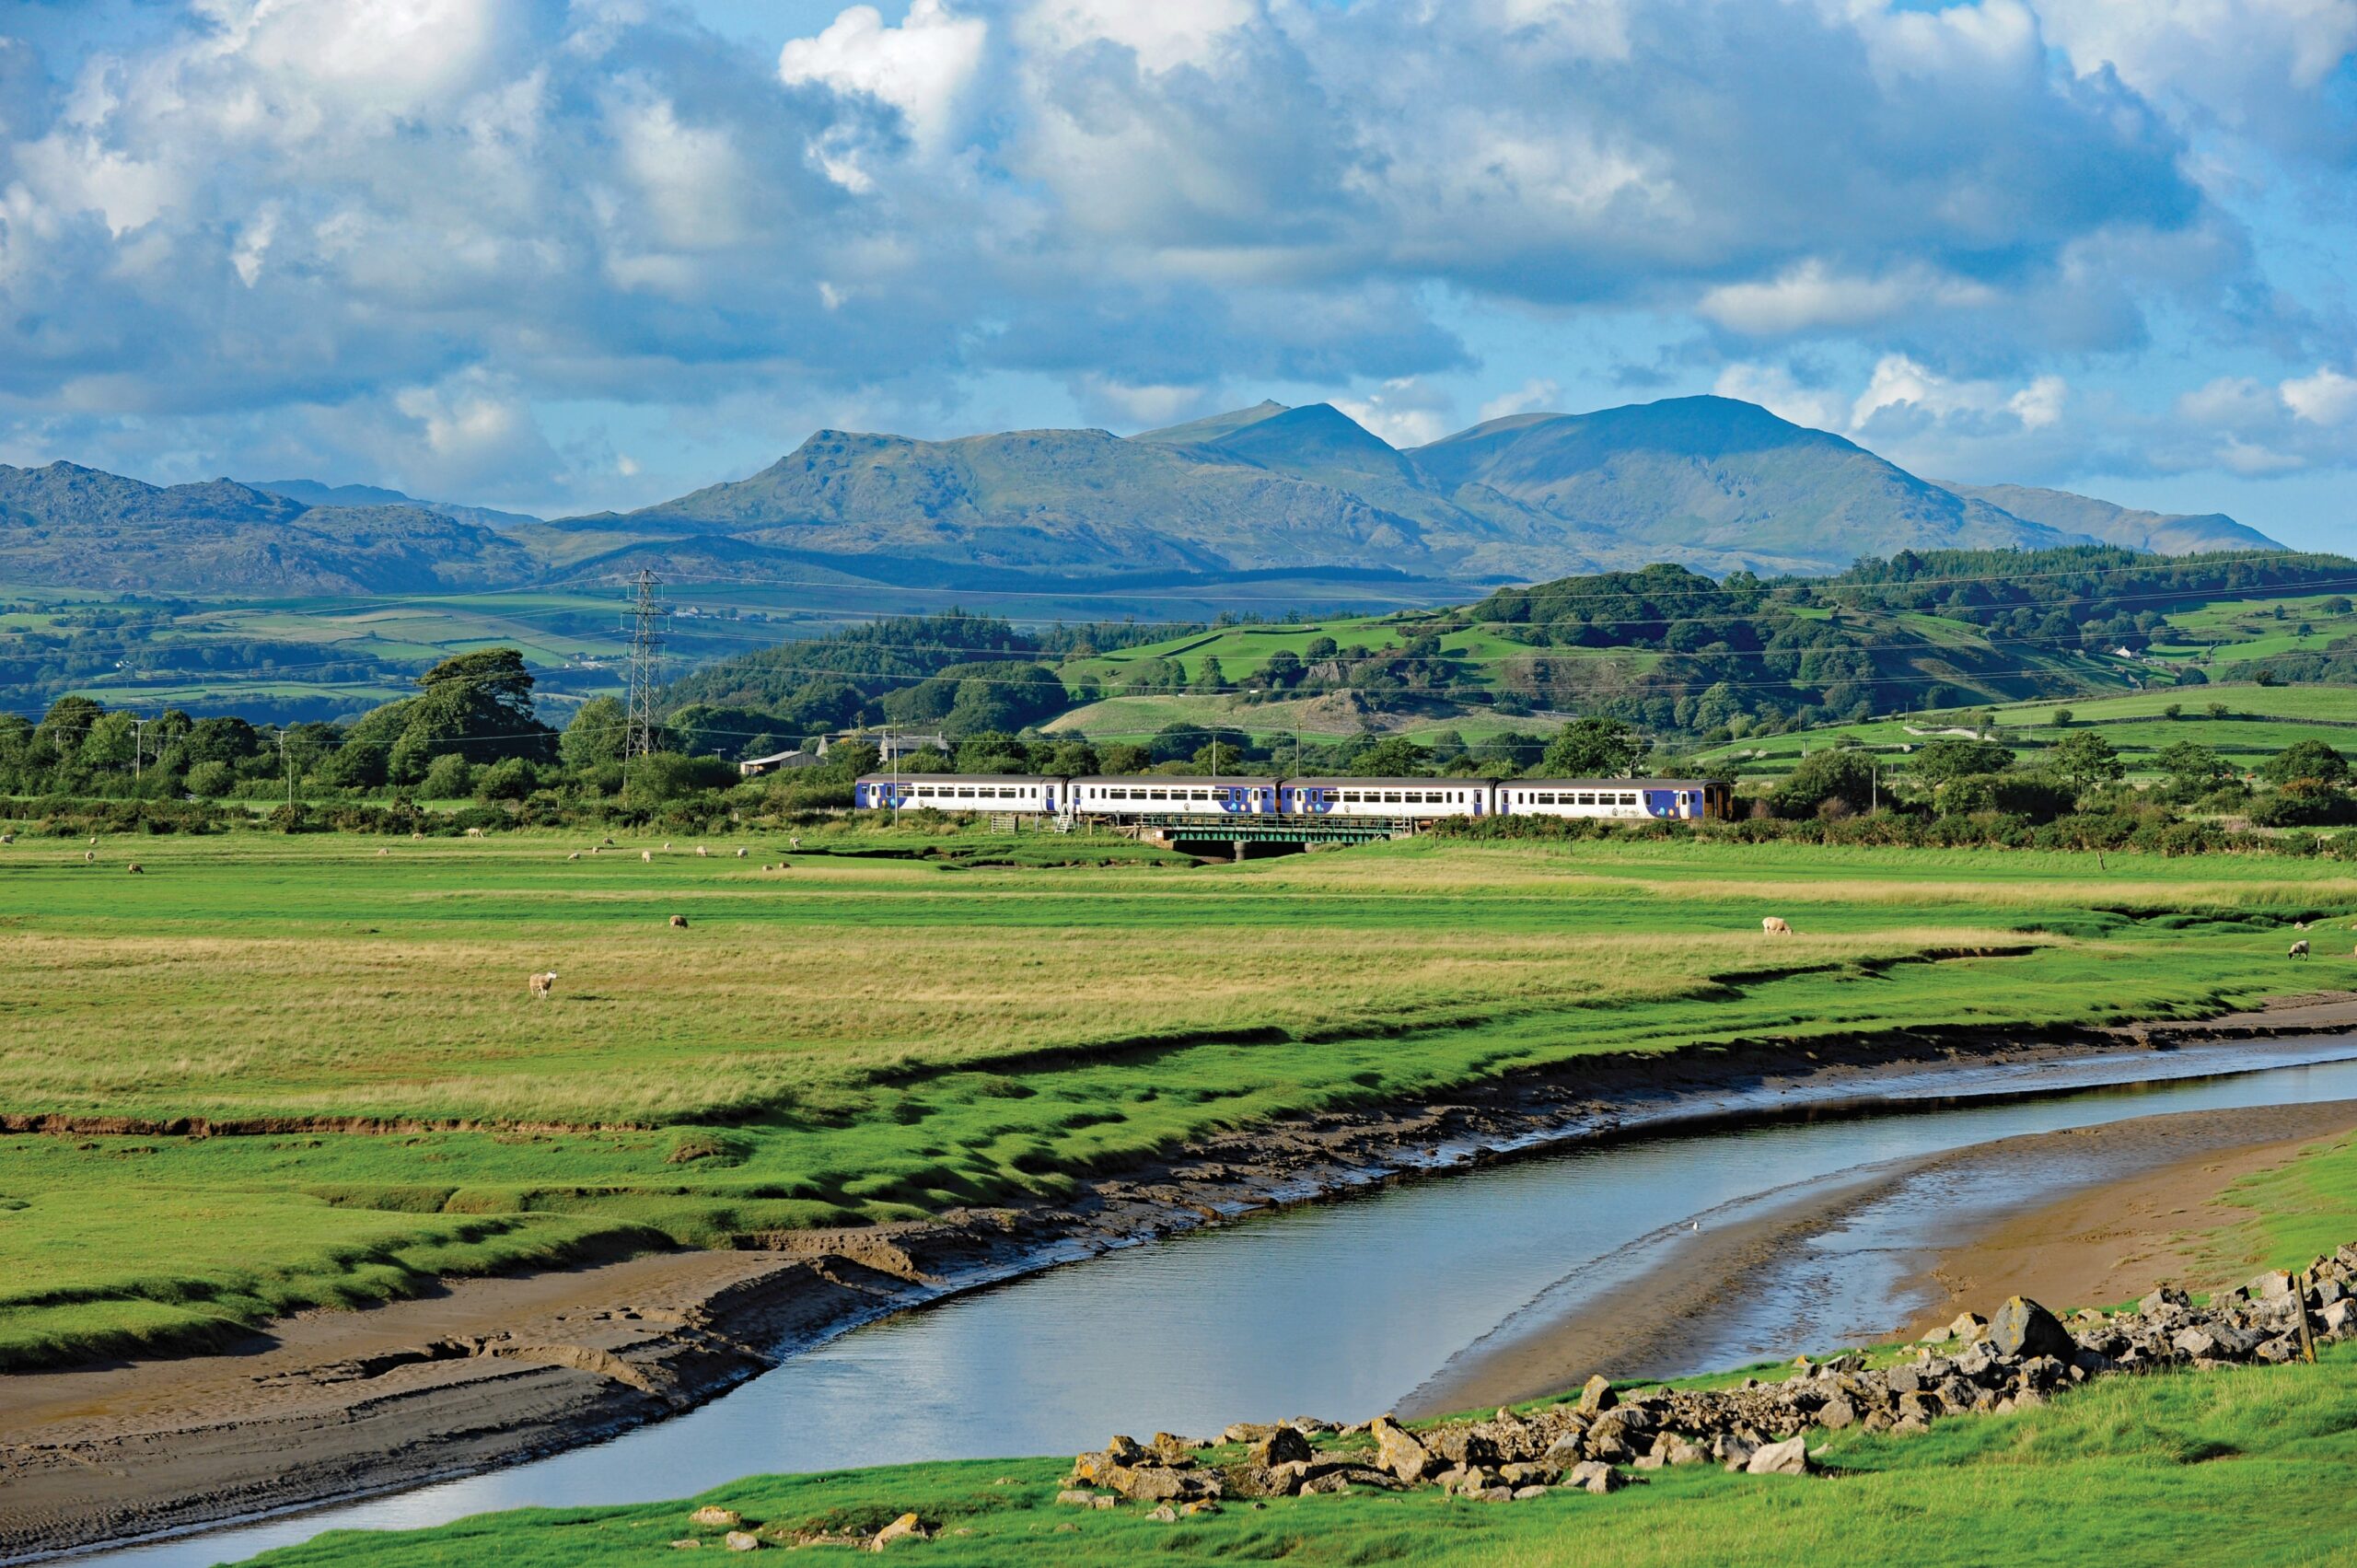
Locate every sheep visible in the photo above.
<box><xmin>376</xmin><ymin>847</ymin><xmax>389</xmax><ymax>856</ymax></box>
<box><xmin>735</xmin><ymin>847</ymin><xmax>748</xmax><ymax>858</ymax></box>
<box><xmin>464</xmin><ymin>826</ymin><xmax>485</xmax><ymax>839</ymax></box>
<box><xmin>2290</xmin><ymin>939</ymin><xmax>2311</xmax><ymax>959</ymax></box>
<box><xmin>567</xmin><ymin>851</ymin><xmax>581</xmax><ymax>861</ymax></box>
<box><xmin>528</xmin><ymin>970</ymin><xmax>557</xmax><ymax>1000</ymax></box>
<box><xmin>641</xmin><ymin>849</ymin><xmax>654</xmax><ymax>863</ymax></box>
<box><xmin>1761</xmin><ymin>916</ymin><xmax>1794</xmax><ymax>936</ymax></box>
<box><xmin>83</xmin><ymin>850</ymin><xmax>95</xmax><ymax>864</ymax></box>
<box><xmin>668</xmin><ymin>914</ymin><xmax>689</xmax><ymax>929</ymax></box>
<box><xmin>696</xmin><ymin>845</ymin><xmax>709</xmax><ymax>857</ymax></box>
<box><xmin>0</xmin><ymin>832</ymin><xmax>12</xmax><ymax>843</ymax></box>
<box><xmin>789</xmin><ymin>835</ymin><xmax>801</xmax><ymax>851</ymax></box>
<box><xmin>125</xmin><ymin>863</ymin><xmax>143</xmax><ymax>875</ymax></box>
<box><xmin>602</xmin><ymin>837</ymin><xmax>616</xmax><ymax>846</ymax></box>
<box><xmin>2296</xmin><ymin>920</ymin><xmax>2311</xmax><ymax>931</ymax></box>
<box><xmin>662</xmin><ymin>841</ymin><xmax>673</xmax><ymax>851</ymax></box>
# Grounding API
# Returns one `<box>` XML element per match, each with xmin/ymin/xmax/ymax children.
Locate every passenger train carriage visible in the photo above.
<box><xmin>1495</xmin><ymin>778</ymin><xmax>1732</xmax><ymax>821</ymax></box>
<box><xmin>853</xmin><ymin>773</ymin><xmax>1062</xmax><ymax>812</ymax></box>
<box><xmin>856</xmin><ymin>773</ymin><xmax>1735</xmax><ymax>823</ymax></box>
<box><xmin>1280</xmin><ymin>777</ymin><xmax>1492</xmax><ymax>820</ymax></box>
<box><xmin>1068</xmin><ymin>775</ymin><xmax>1279</xmax><ymax>817</ymax></box>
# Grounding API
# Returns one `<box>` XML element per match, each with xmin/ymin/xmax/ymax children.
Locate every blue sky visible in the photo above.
<box><xmin>0</xmin><ymin>1</ymin><xmax>2353</xmax><ymax>552</ymax></box>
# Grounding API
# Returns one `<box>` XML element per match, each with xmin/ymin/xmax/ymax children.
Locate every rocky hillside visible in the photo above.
<box><xmin>0</xmin><ymin>463</ymin><xmax>532</xmax><ymax>595</ymax></box>
<box><xmin>1942</xmin><ymin>482</ymin><xmax>2279</xmax><ymax>555</ymax></box>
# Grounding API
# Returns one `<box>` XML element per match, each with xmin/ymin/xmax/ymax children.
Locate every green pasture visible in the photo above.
<box><xmin>1701</xmin><ymin>683</ymin><xmax>2357</xmax><ymax>778</ymax></box>
<box><xmin>1042</xmin><ymin>691</ymin><xmax>1554</xmax><ymax>746</ymax></box>
<box><xmin>2</xmin><ymin>829</ymin><xmax>2352</xmax><ymax>1370</ymax></box>
<box><xmin>2150</xmin><ymin>591</ymin><xmax>2357</xmax><ymax>661</ymax></box>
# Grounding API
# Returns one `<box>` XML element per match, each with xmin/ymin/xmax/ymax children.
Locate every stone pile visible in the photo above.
<box><xmin>1062</xmin><ymin>1248</ymin><xmax>2357</xmax><ymax>1511</ymax></box>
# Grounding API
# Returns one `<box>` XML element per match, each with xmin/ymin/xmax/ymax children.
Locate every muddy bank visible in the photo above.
<box><xmin>1408</xmin><ymin>1098</ymin><xmax>2357</xmax><ymax>1415</ymax></box>
<box><xmin>6</xmin><ymin>999</ymin><xmax>2357</xmax><ymax>1561</ymax></box>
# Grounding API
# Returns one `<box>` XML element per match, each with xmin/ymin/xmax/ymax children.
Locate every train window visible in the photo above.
<box><xmin>1150</xmin><ymin>789</ymin><xmax>1169</xmax><ymax>800</ymax></box>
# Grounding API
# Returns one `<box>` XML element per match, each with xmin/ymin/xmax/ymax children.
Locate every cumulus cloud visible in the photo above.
<box><xmin>1478</xmin><ymin>378</ymin><xmax>1563</xmax><ymax>424</ymax></box>
<box><xmin>1335</xmin><ymin>377</ymin><xmax>1457</xmax><ymax>447</ymax></box>
<box><xmin>0</xmin><ymin>0</ymin><xmax>2346</xmax><ymax>506</ymax></box>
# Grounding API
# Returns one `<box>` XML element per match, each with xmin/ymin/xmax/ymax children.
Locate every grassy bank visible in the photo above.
<box><xmin>3</xmin><ymin>830</ymin><xmax>2353</xmax><ymax>1368</ymax></box>
<box><xmin>236</xmin><ymin>1126</ymin><xmax>2357</xmax><ymax>1567</ymax></box>
<box><xmin>240</xmin><ymin>1354</ymin><xmax>2357</xmax><ymax>1566</ymax></box>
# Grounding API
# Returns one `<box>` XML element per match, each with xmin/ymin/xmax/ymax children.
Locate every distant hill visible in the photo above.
<box><xmin>250</xmin><ymin>480</ymin><xmax>542</xmax><ymax>533</ymax></box>
<box><xmin>1940</xmin><ymin>482</ymin><xmax>2280</xmax><ymax>555</ymax></box>
<box><xmin>0</xmin><ymin>462</ymin><xmax>531</xmax><ymax>595</ymax></box>
<box><xmin>0</xmin><ymin>398</ymin><xmax>2296</xmax><ymax>610</ymax></box>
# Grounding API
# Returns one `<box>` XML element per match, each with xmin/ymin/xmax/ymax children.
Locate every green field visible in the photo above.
<box><xmin>3</xmin><ymin>826</ymin><xmax>2352</xmax><ymax>1370</ymax></box>
<box><xmin>2150</xmin><ymin>591</ymin><xmax>2357</xmax><ymax>662</ymax></box>
<box><xmin>1701</xmin><ymin>683</ymin><xmax>2357</xmax><ymax>780</ymax></box>
<box><xmin>239</xmin><ymin>1124</ymin><xmax>2357</xmax><ymax>1566</ymax></box>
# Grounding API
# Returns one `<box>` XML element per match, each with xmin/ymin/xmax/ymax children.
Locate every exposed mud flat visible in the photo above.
<box><xmin>6</xmin><ymin>997</ymin><xmax>2357</xmax><ymax>1561</ymax></box>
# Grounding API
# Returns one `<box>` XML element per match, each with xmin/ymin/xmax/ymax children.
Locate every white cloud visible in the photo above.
<box><xmin>2033</xmin><ymin>0</ymin><xmax>2357</xmax><ymax>157</ymax></box>
<box><xmin>1710</xmin><ymin>364</ymin><xmax>1850</xmax><ymax>434</ymax></box>
<box><xmin>778</xmin><ymin>0</ymin><xmax>987</xmax><ymax>154</ymax></box>
<box><xmin>2281</xmin><ymin>366</ymin><xmax>2357</xmax><ymax>425</ymax></box>
<box><xmin>1852</xmin><ymin>354</ymin><xmax>2068</xmax><ymax>433</ymax></box>
<box><xmin>1698</xmin><ymin>261</ymin><xmax>2003</xmax><ymax>336</ymax></box>
<box><xmin>1477</xmin><ymin>378</ymin><xmax>1562</xmax><ymax>424</ymax></box>
<box><xmin>1335</xmin><ymin>377</ymin><xmax>1455</xmax><ymax>447</ymax></box>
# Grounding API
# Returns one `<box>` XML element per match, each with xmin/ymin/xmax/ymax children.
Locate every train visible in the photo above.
<box><xmin>853</xmin><ymin>773</ymin><xmax>1735</xmax><ymax>823</ymax></box>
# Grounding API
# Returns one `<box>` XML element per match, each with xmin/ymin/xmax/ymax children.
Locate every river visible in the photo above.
<box><xmin>74</xmin><ymin>1035</ymin><xmax>2357</xmax><ymax>1567</ymax></box>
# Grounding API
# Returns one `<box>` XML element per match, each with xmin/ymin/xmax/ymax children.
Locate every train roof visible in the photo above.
<box><xmin>1500</xmin><ymin>777</ymin><xmax>1730</xmax><ymax>789</ymax></box>
<box><xmin>1283</xmin><ymin>776</ymin><xmax>1497</xmax><ymax>788</ymax></box>
<box><xmin>1072</xmin><ymin>774</ymin><xmax>1280</xmax><ymax>788</ymax></box>
<box><xmin>855</xmin><ymin>772</ymin><xmax>1051</xmax><ymax>785</ymax></box>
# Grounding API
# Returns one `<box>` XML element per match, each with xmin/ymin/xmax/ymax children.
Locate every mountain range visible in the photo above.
<box><xmin>0</xmin><ymin>396</ymin><xmax>2282</xmax><ymax>603</ymax></box>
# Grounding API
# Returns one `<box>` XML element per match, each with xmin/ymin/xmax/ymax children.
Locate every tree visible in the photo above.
<box><xmin>1097</xmin><ymin>742</ymin><xmax>1151</xmax><ymax>774</ymax></box>
<box><xmin>475</xmin><ymin>757</ymin><xmax>540</xmax><ymax>800</ymax></box>
<box><xmin>2206</xmin><ymin>702</ymin><xmax>2230</xmax><ymax>719</ymax></box>
<box><xmin>1034</xmin><ymin>739</ymin><xmax>1099</xmax><ymax>778</ymax></box>
<box><xmin>2046</xmin><ymin>731</ymin><xmax>2124</xmax><ymax>796</ymax></box>
<box><xmin>561</xmin><ymin>695</ymin><xmax>632</xmax><ymax>771</ymax></box>
<box><xmin>1771</xmin><ymin>749</ymin><xmax>1878</xmax><ymax>819</ymax></box>
<box><xmin>2155</xmin><ymin>741</ymin><xmax>2230</xmax><ymax>788</ymax></box>
<box><xmin>1260</xmin><ymin>649</ymin><xmax>1305</xmax><ymax>690</ymax></box>
<box><xmin>952</xmin><ymin>731</ymin><xmax>1031</xmax><ymax>773</ymax></box>
<box><xmin>185</xmin><ymin>760</ymin><xmax>234</xmax><ymax>799</ymax></box>
<box><xmin>1540</xmin><ymin>717</ymin><xmax>1643</xmax><ymax>778</ymax></box>
<box><xmin>2163</xmin><ymin>703</ymin><xmax>2183</xmax><ymax>720</ymax></box>
<box><xmin>1910</xmin><ymin>738</ymin><xmax>2014</xmax><ymax>785</ymax></box>
<box><xmin>2051</xmin><ymin>708</ymin><xmax>2074</xmax><ymax>727</ymax></box>
<box><xmin>1191</xmin><ymin>656</ymin><xmax>1228</xmax><ymax>694</ymax></box>
<box><xmin>421</xmin><ymin>752</ymin><xmax>478</xmax><ymax>799</ymax></box>
<box><xmin>1352</xmin><ymin>736</ymin><xmax>1433</xmax><ymax>776</ymax></box>
<box><xmin>2263</xmin><ymin>739</ymin><xmax>2351</xmax><ymax>787</ymax></box>
<box><xmin>1305</xmin><ymin>635</ymin><xmax>1340</xmax><ymax>660</ymax></box>
<box><xmin>316</xmin><ymin>739</ymin><xmax>389</xmax><ymax>791</ymax></box>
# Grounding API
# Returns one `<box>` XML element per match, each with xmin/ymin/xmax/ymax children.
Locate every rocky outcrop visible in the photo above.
<box><xmin>1054</xmin><ymin>1247</ymin><xmax>2357</xmax><ymax>1514</ymax></box>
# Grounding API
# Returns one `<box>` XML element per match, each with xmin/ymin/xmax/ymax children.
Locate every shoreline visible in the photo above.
<box><xmin>1404</xmin><ymin>1097</ymin><xmax>2357</xmax><ymax>1415</ymax></box>
<box><xmin>6</xmin><ymin>997</ymin><xmax>2357</xmax><ymax>1561</ymax></box>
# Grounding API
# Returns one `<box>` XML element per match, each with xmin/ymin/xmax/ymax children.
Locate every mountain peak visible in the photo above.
<box><xmin>1131</xmin><ymin>401</ymin><xmax>1293</xmax><ymax>446</ymax></box>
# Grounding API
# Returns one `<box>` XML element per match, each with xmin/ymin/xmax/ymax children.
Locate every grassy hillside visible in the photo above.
<box><xmin>2</xmin><ymin>829</ymin><xmax>2350</xmax><ymax>1369</ymax></box>
<box><xmin>1701</xmin><ymin>685</ymin><xmax>2357</xmax><ymax>782</ymax></box>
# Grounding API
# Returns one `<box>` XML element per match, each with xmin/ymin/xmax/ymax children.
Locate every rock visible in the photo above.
<box><xmin>1576</xmin><ymin>1374</ymin><xmax>1618</xmax><ymax>1414</ymax></box>
<box><xmin>1816</xmin><ymin>1397</ymin><xmax>1857</xmax><ymax>1431</ymax></box>
<box><xmin>1541</xmin><ymin>1423</ymin><xmax>1590</xmax><ymax>1465</ymax></box>
<box><xmin>1431</xmin><ymin>1429</ymin><xmax>1503</xmax><ymax>1468</ymax></box>
<box><xmin>689</xmin><ymin>1508</ymin><xmax>743</xmax><ymax>1529</ymax></box>
<box><xmin>1918</xmin><ymin>1324</ymin><xmax>1954</xmax><ymax>1344</ymax></box>
<box><xmin>1633</xmin><ymin>1454</ymin><xmax>1666</xmax><ymax>1470</ymax></box>
<box><xmin>2254</xmin><ymin>1336</ymin><xmax>2299</xmax><ymax>1364</ymax></box>
<box><xmin>1564</xmin><ymin>1460</ymin><xmax>1629</xmax><ymax>1494</ymax></box>
<box><xmin>1054</xmin><ymin>1491</ymin><xmax>1101</xmax><ymax>1508</ymax></box>
<box><xmin>1514</xmin><ymin>1485</ymin><xmax>1552</xmax><ymax>1501</ymax></box>
<box><xmin>1372</xmin><ymin>1418</ymin><xmax>1439</xmax><ymax>1482</ymax></box>
<box><xmin>1248</xmin><ymin>1427</ymin><xmax>1312</xmax><ymax>1468</ymax></box>
<box><xmin>1665</xmin><ymin>1436</ymin><xmax>1709</xmax><ymax>1467</ymax></box>
<box><xmin>1947</xmin><ymin>1311</ymin><xmax>1989</xmax><ymax>1342</ymax></box>
<box><xmin>1120</xmin><ymin>1467</ymin><xmax>1213</xmax><ymax>1504</ymax></box>
<box><xmin>1717</xmin><ymin>1436</ymin><xmax>1759</xmax><ymax>1471</ymax></box>
<box><xmin>671</xmin><ymin>1543</ymin><xmax>702</xmax><ymax>1551</ymax></box>
<box><xmin>1219</xmin><ymin>1465</ymin><xmax>1295</xmax><ymax>1500</ymax></box>
<box><xmin>1147</xmin><ymin>1504</ymin><xmax>1178</xmax><ymax>1523</ymax></box>
<box><xmin>1180</xmin><ymin>1501</ymin><xmax>1221</xmax><ymax>1516</ymax></box>
<box><xmin>1989</xmin><ymin>1296</ymin><xmax>2074</xmax><ymax>1361</ymax></box>
<box><xmin>2247</xmin><ymin>1270</ymin><xmax>2296</xmax><ymax>1300</ymax></box>
<box><xmin>1222</xmin><ymin>1423</ymin><xmax>1278</xmax><ymax>1445</ymax></box>
<box><xmin>723</xmin><ymin>1531</ymin><xmax>761</xmax><ymax>1551</ymax></box>
<box><xmin>870</xmin><ymin>1514</ymin><xmax>928</xmax><ymax>1550</ymax></box>
<box><xmin>1887</xmin><ymin>1364</ymin><xmax>1924</xmax><ymax>1395</ymax></box>
<box><xmin>1744</xmin><ymin>1436</ymin><xmax>1813</xmax><ymax>1476</ymax></box>
<box><xmin>2322</xmin><ymin>1300</ymin><xmax>2355</xmax><ymax>1335</ymax></box>
<box><xmin>2140</xmin><ymin>1286</ymin><xmax>2189</xmax><ymax>1316</ymax></box>
<box><xmin>1153</xmin><ymin>1433</ymin><xmax>1209</xmax><ymax>1460</ymax></box>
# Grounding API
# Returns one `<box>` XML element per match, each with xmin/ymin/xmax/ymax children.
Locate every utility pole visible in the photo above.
<box><xmin>622</xmin><ymin>568</ymin><xmax>665</xmax><ymax>785</ymax></box>
<box><xmin>131</xmin><ymin>715</ymin><xmax>145</xmax><ymax>781</ymax></box>
<box><xmin>276</xmin><ymin>726</ymin><xmax>293</xmax><ymax>806</ymax></box>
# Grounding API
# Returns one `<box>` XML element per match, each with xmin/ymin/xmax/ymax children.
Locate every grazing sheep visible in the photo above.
<box><xmin>87</xmin><ymin>836</ymin><xmax>97</xmax><ymax>847</ymax></box>
<box><xmin>528</xmin><ymin>970</ymin><xmax>557</xmax><ymax>1000</ymax></box>
<box><xmin>696</xmin><ymin>845</ymin><xmax>709</xmax><ymax>857</ymax></box>
<box><xmin>2296</xmin><ymin>920</ymin><xmax>2311</xmax><ymax>931</ymax></box>
<box><xmin>735</xmin><ymin>847</ymin><xmax>748</xmax><ymax>858</ymax></box>
<box><xmin>376</xmin><ymin>847</ymin><xmax>389</xmax><ymax>856</ymax></box>
<box><xmin>464</xmin><ymin>826</ymin><xmax>484</xmax><ymax>839</ymax></box>
<box><xmin>125</xmin><ymin>863</ymin><xmax>143</xmax><ymax>875</ymax></box>
<box><xmin>83</xmin><ymin>850</ymin><xmax>95</xmax><ymax>863</ymax></box>
<box><xmin>1761</xmin><ymin>916</ymin><xmax>1794</xmax><ymax>936</ymax></box>
<box><xmin>567</xmin><ymin>851</ymin><xmax>580</xmax><ymax>861</ymax></box>
<box><xmin>662</xmin><ymin>841</ymin><xmax>673</xmax><ymax>851</ymax></box>
<box><xmin>641</xmin><ymin>850</ymin><xmax>653</xmax><ymax>863</ymax></box>
<box><xmin>668</xmin><ymin>914</ymin><xmax>689</xmax><ymax>929</ymax></box>
<box><xmin>789</xmin><ymin>835</ymin><xmax>801</xmax><ymax>851</ymax></box>
<box><xmin>2290</xmin><ymin>939</ymin><xmax>2311</xmax><ymax>959</ymax></box>
<box><xmin>1</xmin><ymin>832</ymin><xmax>13</xmax><ymax>843</ymax></box>
<box><xmin>590</xmin><ymin>844</ymin><xmax>602</xmax><ymax>854</ymax></box>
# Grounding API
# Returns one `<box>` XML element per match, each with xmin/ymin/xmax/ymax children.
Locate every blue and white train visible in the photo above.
<box><xmin>854</xmin><ymin>774</ymin><xmax>1733</xmax><ymax>823</ymax></box>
